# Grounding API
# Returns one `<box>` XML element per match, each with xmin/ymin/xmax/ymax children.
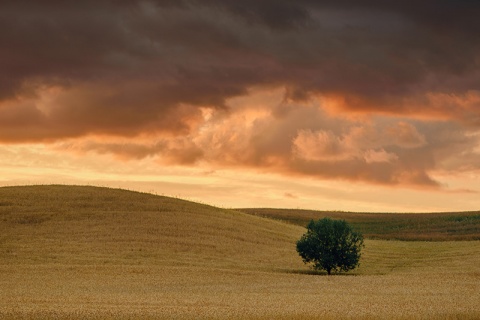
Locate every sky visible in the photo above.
<box><xmin>1</xmin><ymin>0</ymin><xmax>480</xmax><ymax>212</ymax></box>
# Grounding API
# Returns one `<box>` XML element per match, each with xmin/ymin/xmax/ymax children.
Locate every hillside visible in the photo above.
<box><xmin>240</xmin><ymin>208</ymin><xmax>480</xmax><ymax>241</ymax></box>
<box><xmin>0</xmin><ymin>185</ymin><xmax>304</xmax><ymax>271</ymax></box>
<box><xmin>1</xmin><ymin>185</ymin><xmax>480</xmax><ymax>319</ymax></box>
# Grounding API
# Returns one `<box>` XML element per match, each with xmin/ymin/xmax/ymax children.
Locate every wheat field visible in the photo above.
<box><xmin>1</xmin><ymin>185</ymin><xmax>480</xmax><ymax>319</ymax></box>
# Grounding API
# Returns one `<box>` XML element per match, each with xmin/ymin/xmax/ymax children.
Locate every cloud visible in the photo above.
<box><xmin>2</xmin><ymin>1</ymin><xmax>480</xmax><ymax>126</ymax></box>
<box><xmin>385</xmin><ymin>122</ymin><xmax>427</xmax><ymax>148</ymax></box>
<box><xmin>284</xmin><ymin>192</ymin><xmax>298</xmax><ymax>199</ymax></box>
<box><xmin>55</xmin><ymin>88</ymin><xmax>479</xmax><ymax>188</ymax></box>
<box><xmin>292</xmin><ymin>121</ymin><xmax>425</xmax><ymax>163</ymax></box>
<box><xmin>293</xmin><ymin>130</ymin><xmax>348</xmax><ymax>161</ymax></box>
<box><xmin>1</xmin><ymin>1</ymin><xmax>480</xmax><ymax>189</ymax></box>
<box><xmin>49</xmin><ymin>90</ymin><xmax>480</xmax><ymax>189</ymax></box>
<box><xmin>363</xmin><ymin>149</ymin><xmax>398</xmax><ymax>164</ymax></box>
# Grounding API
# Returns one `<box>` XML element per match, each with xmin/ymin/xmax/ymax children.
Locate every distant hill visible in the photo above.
<box><xmin>239</xmin><ymin>208</ymin><xmax>480</xmax><ymax>241</ymax></box>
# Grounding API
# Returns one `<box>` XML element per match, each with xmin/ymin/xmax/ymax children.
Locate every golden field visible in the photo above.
<box><xmin>1</xmin><ymin>185</ymin><xmax>480</xmax><ymax>319</ymax></box>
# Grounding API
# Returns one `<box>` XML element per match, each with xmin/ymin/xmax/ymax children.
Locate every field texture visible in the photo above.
<box><xmin>240</xmin><ymin>208</ymin><xmax>480</xmax><ymax>241</ymax></box>
<box><xmin>1</xmin><ymin>185</ymin><xmax>480</xmax><ymax>319</ymax></box>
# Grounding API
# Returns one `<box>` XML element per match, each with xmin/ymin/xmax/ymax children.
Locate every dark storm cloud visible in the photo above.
<box><xmin>1</xmin><ymin>0</ymin><xmax>480</xmax><ymax>188</ymax></box>
<box><xmin>1</xmin><ymin>0</ymin><xmax>479</xmax><ymax>118</ymax></box>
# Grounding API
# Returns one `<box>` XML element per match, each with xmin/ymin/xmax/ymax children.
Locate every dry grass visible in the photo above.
<box><xmin>2</xmin><ymin>265</ymin><xmax>479</xmax><ymax>320</ymax></box>
<box><xmin>1</xmin><ymin>185</ymin><xmax>480</xmax><ymax>319</ymax></box>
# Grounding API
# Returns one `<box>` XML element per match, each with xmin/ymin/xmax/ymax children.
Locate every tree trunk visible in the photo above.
<box><xmin>327</xmin><ymin>269</ymin><xmax>331</xmax><ymax>275</ymax></box>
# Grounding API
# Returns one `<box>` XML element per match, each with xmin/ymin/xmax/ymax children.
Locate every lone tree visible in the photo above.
<box><xmin>296</xmin><ymin>218</ymin><xmax>364</xmax><ymax>275</ymax></box>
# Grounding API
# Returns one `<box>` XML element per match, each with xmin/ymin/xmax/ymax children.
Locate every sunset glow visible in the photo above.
<box><xmin>2</xmin><ymin>1</ymin><xmax>480</xmax><ymax>212</ymax></box>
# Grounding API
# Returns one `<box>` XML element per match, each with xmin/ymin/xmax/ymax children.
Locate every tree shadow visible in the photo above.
<box><xmin>284</xmin><ymin>269</ymin><xmax>360</xmax><ymax>276</ymax></box>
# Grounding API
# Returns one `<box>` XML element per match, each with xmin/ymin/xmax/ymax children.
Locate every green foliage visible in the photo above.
<box><xmin>296</xmin><ymin>218</ymin><xmax>364</xmax><ymax>275</ymax></box>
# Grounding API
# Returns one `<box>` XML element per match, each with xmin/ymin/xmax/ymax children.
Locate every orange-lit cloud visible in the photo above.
<box><xmin>42</xmin><ymin>87</ymin><xmax>479</xmax><ymax>190</ymax></box>
<box><xmin>1</xmin><ymin>0</ymin><xmax>480</xmax><ymax>198</ymax></box>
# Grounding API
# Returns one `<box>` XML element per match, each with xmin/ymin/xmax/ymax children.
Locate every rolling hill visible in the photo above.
<box><xmin>0</xmin><ymin>185</ymin><xmax>304</xmax><ymax>271</ymax></box>
<box><xmin>240</xmin><ymin>208</ymin><xmax>480</xmax><ymax>241</ymax></box>
<box><xmin>1</xmin><ymin>185</ymin><xmax>479</xmax><ymax>319</ymax></box>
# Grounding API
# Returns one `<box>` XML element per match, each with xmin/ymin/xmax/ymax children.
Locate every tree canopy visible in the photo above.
<box><xmin>296</xmin><ymin>218</ymin><xmax>364</xmax><ymax>275</ymax></box>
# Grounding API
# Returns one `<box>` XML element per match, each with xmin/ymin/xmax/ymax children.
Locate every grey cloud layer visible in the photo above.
<box><xmin>1</xmin><ymin>1</ymin><xmax>480</xmax><ymax>188</ymax></box>
<box><xmin>2</xmin><ymin>1</ymin><xmax>479</xmax><ymax>111</ymax></box>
